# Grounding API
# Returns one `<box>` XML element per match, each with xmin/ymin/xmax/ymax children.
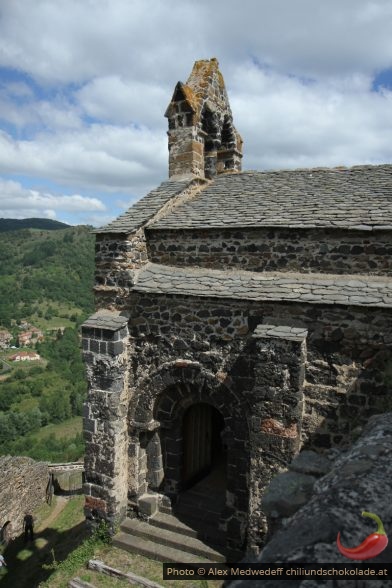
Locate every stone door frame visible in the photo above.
<box><xmin>128</xmin><ymin>361</ymin><xmax>250</xmax><ymax>554</ymax></box>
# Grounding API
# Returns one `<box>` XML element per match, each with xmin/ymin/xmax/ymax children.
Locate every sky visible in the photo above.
<box><xmin>1</xmin><ymin>0</ymin><xmax>392</xmax><ymax>227</ymax></box>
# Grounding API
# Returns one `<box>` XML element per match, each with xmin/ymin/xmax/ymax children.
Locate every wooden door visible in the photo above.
<box><xmin>182</xmin><ymin>403</ymin><xmax>212</xmax><ymax>487</ymax></box>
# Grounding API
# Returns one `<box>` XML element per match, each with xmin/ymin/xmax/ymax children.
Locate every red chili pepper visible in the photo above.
<box><xmin>337</xmin><ymin>511</ymin><xmax>388</xmax><ymax>560</ymax></box>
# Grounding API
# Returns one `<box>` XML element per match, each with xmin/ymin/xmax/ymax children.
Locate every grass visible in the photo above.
<box><xmin>15</xmin><ymin>396</ymin><xmax>40</xmax><ymax>412</ymax></box>
<box><xmin>0</xmin><ymin>348</ymin><xmax>47</xmax><ymax>381</ymax></box>
<box><xmin>30</xmin><ymin>301</ymin><xmax>83</xmax><ymax>331</ymax></box>
<box><xmin>0</xmin><ymin>495</ymin><xmax>87</xmax><ymax>588</ymax></box>
<box><xmin>43</xmin><ymin>543</ymin><xmax>222</xmax><ymax>588</ymax></box>
<box><xmin>0</xmin><ymin>494</ymin><xmax>222</xmax><ymax>588</ymax></box>
<box><xmin>32</xmin><ymin>416</ymin><xmax>83</xmax><ymax>442</ymax></box>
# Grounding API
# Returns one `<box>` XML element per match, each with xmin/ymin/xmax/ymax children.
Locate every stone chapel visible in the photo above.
<box><xmin>82</xmin><ymin>58</ymin><xmax>392</xmax><ymax>560</ymax></box>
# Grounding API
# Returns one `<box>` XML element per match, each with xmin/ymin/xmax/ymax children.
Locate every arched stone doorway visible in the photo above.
<box><xmin>129</xmin><ymin>362</ymin><xmax>250</xmax><ymax>556</ymax></box>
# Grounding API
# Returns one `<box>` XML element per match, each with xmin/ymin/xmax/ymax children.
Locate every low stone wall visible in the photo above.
<box><xmin>52</xmin><ymin>470</ymin><xmax>83</xmax><ymax>494</ymax></box>
<box><xmin>147</xmin><ymin>227</ymin><xmax>392</xmax><ymax>275</ymax></box>
<box><xmin>0</xmin><ymin>456</ymin><xmax>48</xmax><ymax>535</ymax></box>
<box><xmin>235</xmin><ymin>413</ymin><xmax>392</xmax><ymax>587</ymax></box>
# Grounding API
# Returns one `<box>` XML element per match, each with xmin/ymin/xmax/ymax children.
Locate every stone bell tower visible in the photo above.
<box><xmin>165</xmin><ymin>58</ymin><xmax>243</xmax><ymax>180</ymax></box>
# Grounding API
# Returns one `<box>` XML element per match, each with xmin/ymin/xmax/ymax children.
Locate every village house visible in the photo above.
<box><xmin>82</xmin><ymin>58</ymin><xmax>392</xmax><ymax>561</ymax></box>
<box><xmin>18</xmin><ymin>327</ymin><xmax>44</xmax><ymax>347</ymax></box>
<box><xmin>0</xmin><ymin>330</ymin><xmax>12</xmax><ymax>350</ymax></box>
<box><xmin>9</xmin><ymin>351</ymin><xmax>41</xmax><ymax>362</ymax></box>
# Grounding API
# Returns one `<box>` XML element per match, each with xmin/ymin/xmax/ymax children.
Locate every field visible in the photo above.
<box><xmin>29</xmin><ymin>301</ymin><xmax>83</xmax><ymax>331</ymax></box>
<box><xmin>32</xmin><ymin>416</ymin><xmax>82</xmax><ymax>442</ymax></box>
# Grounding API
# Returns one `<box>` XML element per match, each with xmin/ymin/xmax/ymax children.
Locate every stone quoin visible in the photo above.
<box><xmin>82</xmin><ymin>58</ymin><xmax>392</xmax><ymax>558</ymax></box>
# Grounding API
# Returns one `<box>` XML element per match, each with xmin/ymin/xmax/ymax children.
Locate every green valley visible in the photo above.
<box><xmin>0</xmin><ymin>223</ymin><xmax>95</xmax><ymax>461</ymax></box>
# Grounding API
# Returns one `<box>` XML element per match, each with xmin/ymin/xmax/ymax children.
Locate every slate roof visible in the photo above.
<box><xmin>82</xmin><ymin>311</ymin><xmax>128</xmax><ymax>331</ymax></box>
<box><xmin>150</xmin><ymin>165</ymin><xmax>392</xmax><ymax>231</ymax></box>
<box><xmin>252</xmin><ymin>325</ymin><xmax>308</xmax><ymax>341</ymax></box>
<box><xmin>97</xmin><ymin>179</ymin><xmax>192</xmax><ymax>233</ymax></box>
<box><xmin>133</xmin><ymin>263</ymin><xmax>392</xmax><ymax>309</ymax></box>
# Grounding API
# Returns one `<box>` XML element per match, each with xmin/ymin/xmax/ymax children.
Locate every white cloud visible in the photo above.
<box><xmin>1</xmin><ymin>1</ymin><xmax>392</xmax><ymax>224</ymax></box>
<box><xmin>0</xmin><ymin>124</ymin><xmax>167</xmax><ymax>195</ymax></box>
<box><xmin>230</xmin><ymin>63</ymin><xmax>392</xmax><ymax>170</ymax></box>
<box><xmin>0</xmin><ymin>84</ymin><xmax>82</xmax><ymax>132</ymax></box>
<box><xmin>77</xmin><ymin>76</ymin><xmax>169</xmax><ymax>128</ymax></box>
<box><xmin>0</xmin><ymin>0</ymin><xmax>203</xmax><ymax>85</ymax></box>
<box><xmin>1</xmin><ymin>0</ymin><xmax>392</xmax><ymax>86</ymax></box>
<box><xmin>2</xmin><ymin>81</ymin><xmax>33</xmax><ymax>98</ymax></box>
<box><xmin>0</xmin><ymin>179</ymin><xmax>106</xmax><ymax>222</ymax></box>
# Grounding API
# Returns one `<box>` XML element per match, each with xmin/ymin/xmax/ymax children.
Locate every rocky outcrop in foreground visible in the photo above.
<box><xmin>234</xmin><ymin>413</ymin><xmax>392</xmax><ymax>587</ymax></box>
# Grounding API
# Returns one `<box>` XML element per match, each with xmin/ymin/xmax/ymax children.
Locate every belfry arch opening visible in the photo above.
<box><xmin>201</xmin><ymin>106</ymin><xmax>220</xmax><ymax>179</ymax></box>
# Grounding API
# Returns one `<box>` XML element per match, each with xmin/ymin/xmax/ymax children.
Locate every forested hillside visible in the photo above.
<box><xmin>0</xmin><ymin>224</ymin><xmax>95</xmax><ymax>461</ymax></box>
<box><xmin>0</xmin><ymin>217</ymin><xmax>70</xmax><ymax>232</ymax></box>
<box><xmin>0</xmin><ymin>225</ymin><xmax>94</xmax><ymax>327</ymax></box>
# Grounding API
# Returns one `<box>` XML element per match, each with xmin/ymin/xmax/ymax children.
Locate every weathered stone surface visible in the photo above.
<box><xmin>82</xmin><ymin>315</ymin><xmax>130</xmax><ymax>525</ymax></box>
<box><xmin>133</xmin><ymin>262</ymin><xmax>392</xmax><ymax>309</ymax></box>
<box><xmin>97</xmin><ymin>180</ymin><xmax>193</xmax><ymax>233</ymax></box>
<box><xmin>0</xmin><ymin>456</ymin><xmax>48</xmax><ymax>535</ymax></box>
<box><xmin>238</xmin><ymin>413</ymin><xmax>392</xmax><ymax>587</ymax></box>
<box><xmin>83</xmin><ymin>312</ymin><xmax>128</xmax><ymax>331</ymax></box>
<box><xmin>148</xmin><ymin>226</ymin><xmax>392</xmax><ymax>276</ymax></box>
<box><xmin>262</xmin><ymin>471</ymin><xmax>317</xmax><ymax>518</ymax></box>
<box><xmin>165</xmin><ymin>58</ymin><xmax>242</xmax><ymax>179</ymax></box>
<box><xmin>253</xmin><ymin>324</ymin><xmax>308</xmax><ymax>341</ymax></box>
<box><xmin>289</xmin><ymin>450</ymin><xmax>332</xmax><ymax>476</ymax></box>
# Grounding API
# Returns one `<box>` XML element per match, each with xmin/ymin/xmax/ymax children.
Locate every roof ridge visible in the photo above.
<box><xmin>95</xmin><ymin>178</ymin><xmax>196</xmax><ymax>234</ymax></box>
<box><xmin>239</xmin><ymin>163</ymin><xmax>392</xmax><ymax>175</ymax></box>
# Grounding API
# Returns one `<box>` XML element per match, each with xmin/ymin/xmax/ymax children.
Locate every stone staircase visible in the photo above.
<box><xmin>113</xmin><ymin>511</ymin><xmax>226</xmax><ymax>563</ymax></box>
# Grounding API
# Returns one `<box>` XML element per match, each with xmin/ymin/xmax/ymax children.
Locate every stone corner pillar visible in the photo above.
<box><xmin>248</xmin><ymin>324</ymin><xmax>308</xmax><ymax>553</ymax></box>
<box><xmin>81</xmin><ymin>311</ymin><xmax>129</xmax><ymax>526</ymax></box>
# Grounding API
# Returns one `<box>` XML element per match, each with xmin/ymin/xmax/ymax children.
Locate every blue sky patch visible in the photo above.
<box><xmin>372</xmin><ymin>68</ymin><xmax>392</xmax><ymax>92</ymax></box>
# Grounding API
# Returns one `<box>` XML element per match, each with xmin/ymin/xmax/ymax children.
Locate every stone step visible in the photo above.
<box><xmin>118</xmin><ymin>517</ymin><xmax>226</xmax><ymax>562</ymax></box>
<box><xmin>149</xmin><ymin>511</ymin><xmax>199</xmax><ymax>539</ymax></box>
<box><xmin>173</xmin><ymin>503</ymin><xmax>222</xmax><ymax>527</ymax></box>
<box><xmin>173</xmin><ymin>508</ymin><xmax>222</xmax><ymax>535</ymax></box>
<box><xmin>176</xmin><ymin>495</ymin><xmax>222</xmax><ymax>516</ymax></box>
<box><xmin>151</xmin><ymin>510</ymin><xmax>225</xmax><ymax>546</ymax></box>
<box><xmin>113</xmin><ymin>531</ymin><xmax>205</xmax><ymax>564</ymax></box>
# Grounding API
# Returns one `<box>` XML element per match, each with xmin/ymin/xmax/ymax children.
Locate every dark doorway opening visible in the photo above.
<box><xmin>173</xmin><ymin>403</ymin><xmax>227</xmax><ymax>551</ymax></box>
<box><xmin>182</xmin><ymin>402</ymin><xmax>225</xmax><ymax>489</ymax></box>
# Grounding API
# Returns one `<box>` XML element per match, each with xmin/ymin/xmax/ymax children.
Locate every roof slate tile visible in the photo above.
<box><xmin>149</xmin><ymin>166</ymin><xmax>392</xmax><ymax>230</ymax></box>
<box><xmin>132</xmin><ymin>263</ymin><xmax>392</xmax><ymax>309</ymax></box>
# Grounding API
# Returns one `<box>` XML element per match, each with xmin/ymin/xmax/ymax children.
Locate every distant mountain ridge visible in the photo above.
<box><xmin>0</xmin><ymin>218</ymin><xmax>70</xmax><ymax>232</ymax></box>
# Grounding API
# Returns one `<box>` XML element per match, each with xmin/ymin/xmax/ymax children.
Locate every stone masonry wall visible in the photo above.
<box><xmin>94</xmin><ymin>181</ymin><xmax>208</xmax><ymax>310</ymax></box>
<box><xmin>146</xmin><ymin>227</ymin><xmax>392</xmax><ymax>275</ymax></box>
<box><xmin>82</xmin><ymin>313</ymin><xmax>130</xmax><ymax>525</ymax></box>
<box><xmin>127</xmin><ymin>290</ymin><xmax>392</xmax><ymax>552</ymax></box>
<box><xmin>129</xmin><ymin>312</ymin><xmax>308</xmax><ymax>553</ymax></box>
<box><xmin>129</xmin><ymin>291</ymin><xmax>392</xmax><ymax>449</ymax></box>
<box><xmin>0</xmin><ymin>456</ymin><xmax>48</xmax><ymax>535</ymax></box>
<box><xmin>166</xmin><ymin>59</ymin><xmax>242</xmax><ymax>179</ymax></box>
<box><xmin>94</xmin><ymin>229</ymin><xmax>148</xmax><ymax>309</ymax></box>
